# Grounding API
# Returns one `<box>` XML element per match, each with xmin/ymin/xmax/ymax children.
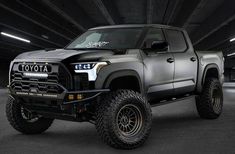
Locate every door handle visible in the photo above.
<box><xmin>167</xmin><ymin>58</ymin><xmax>174</xmax><ymax>63</ymax></box>
<box><xmin>190</xmin><ymin>57</ymin><xmax>196</xmax><ymax>62</ymax></box>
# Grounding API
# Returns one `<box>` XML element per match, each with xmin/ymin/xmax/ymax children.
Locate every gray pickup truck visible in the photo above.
<box><xmin>6</xmin><ymin>24</ymin><xmax>224</xmax><ymax>149</ymax></box>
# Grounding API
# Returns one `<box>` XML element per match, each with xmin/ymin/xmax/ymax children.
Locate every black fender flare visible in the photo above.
<box><xmin>103</xmin><ymin>70</ymin><xmax>144</xmax><ymax>94</ymax></box>
<box><xmin>201</xmin><ymin>63</ymin><xmax>219</xmax><ymax>86</ymax></box>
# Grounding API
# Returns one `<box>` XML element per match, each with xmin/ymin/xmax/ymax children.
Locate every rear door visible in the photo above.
<box><xmin>165</xmin><ymin>29</ymin><xmax>197</xmax><ymax>95</ymax></box>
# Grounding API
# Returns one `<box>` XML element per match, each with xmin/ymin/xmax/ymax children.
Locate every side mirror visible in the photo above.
<box><xmin>151</xmin><ymin>41</ymin><xmax>169</xmax><ymax>51</ymax></box>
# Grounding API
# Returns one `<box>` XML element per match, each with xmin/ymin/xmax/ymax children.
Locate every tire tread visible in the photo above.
<box><xmin>196</xmin><ymin>78</ymin><xmax>223</xmax><ymax>119</ymax></box>
<box><xmin>6</xmin><ymin>96</ymin><xmax>54</xmax><ymax>134</ymax></box>
<box><xmin>95</xmin><ymin>90</ymin><xmax>152</xmax><ymax>149</ymax></box>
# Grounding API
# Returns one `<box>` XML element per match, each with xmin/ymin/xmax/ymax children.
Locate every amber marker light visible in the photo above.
<box><xmin>77</xmin><ymin>94</ymin><xmax>83</xmax><ymax>100</ymax></box>
<box><xmin>68</xmin><ymin>94</ymin><xmax>74</xmax><ymax>100</ymax></box>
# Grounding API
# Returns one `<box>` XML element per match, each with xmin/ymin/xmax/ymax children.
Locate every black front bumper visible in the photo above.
<box><xmin>9</xmin><ymin>80</ymin><xmax>110</xmax><ymax>105</ymax></box>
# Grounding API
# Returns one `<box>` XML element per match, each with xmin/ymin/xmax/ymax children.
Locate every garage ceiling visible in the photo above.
<box><xmin>0</xmin><ymin>0</ymin><xmax>235</xmax><ymax>60</ymax></box>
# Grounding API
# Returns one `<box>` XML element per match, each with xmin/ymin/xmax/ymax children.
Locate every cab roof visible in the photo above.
<box><xmin>89</xmin><ymin>24</ymin><xmax>184</xmax><ymax>31</ymax></box>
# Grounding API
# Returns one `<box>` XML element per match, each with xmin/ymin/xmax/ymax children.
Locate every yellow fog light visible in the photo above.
<box><xmin>68</xmin><ymin>94</ymin><xmax>74</xmax><ymax>100</ymax></box>
<box><xmin>77</xmin><ymin>94</ymin><xmax>83</xmax><ymax>100</ymax></box>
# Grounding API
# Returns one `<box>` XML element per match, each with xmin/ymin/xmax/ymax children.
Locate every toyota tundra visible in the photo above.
<box><xmin>6</xmin><ymin>24</ymin><xmax>224</xmax><ymax>149</ymax></box>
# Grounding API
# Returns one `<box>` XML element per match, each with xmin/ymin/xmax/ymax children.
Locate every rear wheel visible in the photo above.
<box><xmin>95</xmin><ymin>90</ymin><xmax>152</xmax><ymax>149</ymax></box>
<box><xmin>6</xmin><ymin>96</ymin><xmax>54</xmax><ymax>134</ymax></box>
<box><xmin>196</xmin><ymin>78</ymin><xmax>223</xmax><ymax>119</ymax></box>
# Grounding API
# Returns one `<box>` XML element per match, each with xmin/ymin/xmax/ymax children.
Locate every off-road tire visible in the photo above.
<box><xmin>196</xmin><ymin>78</ymin><xmax>223</xmax><ymax>119</ymax></box>
<box><xmin>6</xmin><ymin>96</ymin><xmax>54</xmax><ymax>134</ymax></box>
<box><xmin>95</xmin><ymin>90</ymin><xmax>152</xmax><ymax>149</ymax></box>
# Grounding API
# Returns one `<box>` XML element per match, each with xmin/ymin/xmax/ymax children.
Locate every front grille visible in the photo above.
<box><xmin>11</xmin><ymin>71</ymin><xmax>61</xmax><ymax>94</ymax></box>
<box><xmin>10</xmin><ymin>62</ymin><xmax>72</xmax><ymax>94</ymax></box>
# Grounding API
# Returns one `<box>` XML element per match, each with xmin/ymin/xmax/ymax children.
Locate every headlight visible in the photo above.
<box><xmin>71</xmin><ymin>62</ymin><xmax>108</xmax><ymax>81</ymax></box>
<box><xmin>74</xmin><ymin>63</ymin><xmax>96</xmax><ymax>70</ymax></box>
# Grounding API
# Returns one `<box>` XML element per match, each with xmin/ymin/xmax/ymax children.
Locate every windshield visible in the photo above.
<box><xmin>66</xmin><ymin>28</ymin><xmax>143</xmax><ymax>50</ymax></box>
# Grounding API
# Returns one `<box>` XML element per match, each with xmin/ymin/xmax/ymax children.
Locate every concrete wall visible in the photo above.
<box><xmin>0</xmin><ymin>60</ymin><xmax>10</xmax><ymax>88</ymax></box>
<box><xmin>224</xmin><ymin>57</ymin><xmax>235</xmax><ymax>82</ymax></box>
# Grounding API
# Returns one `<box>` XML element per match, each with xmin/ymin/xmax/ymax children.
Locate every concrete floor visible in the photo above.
<box><xmin>0</xmin><ymin>86</ymin><xmax>235</xmax><ymax>154</ymax></box>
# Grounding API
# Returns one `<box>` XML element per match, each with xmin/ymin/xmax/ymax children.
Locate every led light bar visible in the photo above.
<box><xmin>1</xmin><ymin>32</ymin><xmax>30</xmax><ymax>43</ymax></box>
<box><xmin>23</xmin><ymin>72</ymin><xmax>48</xmax><ymax>78</ymax></box>
<box><xmin>230</xmin><ymin>38</ymin><xmax>235</xmax><ymax>42</ymax></box>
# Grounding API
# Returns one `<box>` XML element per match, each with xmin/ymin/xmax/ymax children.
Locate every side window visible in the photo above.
<box><xmin>165</xmin><ymin>30</ymin><xmax>187</xmax><ymax>52</ymax></box>
<box><xmin>144</xmin><ymin>28</ymin><xmax>165</xmax><ymax>48</ymax></box>
<box><xmin>146</xmin><ymin>28</ymin><xmax>165</xmax><ymax>41</ymax></box>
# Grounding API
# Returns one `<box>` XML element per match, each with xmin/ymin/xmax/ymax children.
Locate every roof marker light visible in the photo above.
<box><xmin>1</xmin><ymin>32</ymin><xmax>30</xmax><ymax>43</ymax></box>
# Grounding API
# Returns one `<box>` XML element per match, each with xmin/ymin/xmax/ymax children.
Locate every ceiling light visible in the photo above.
<box><xmin>230</xmin><ymin>38</ymin><xmax>235</xmax><ymax>42</ymax></box>
<box><xmin>41</xmin><ymin>34</ymin><xmax>49</xmax><ymax>39</ymax></box>
<box><xmin>1</xmin><ymin>32</ymin><xmax>30</xmax><ymax>43</ymax></box>
<box><xmin>227</xmin><ymin>52</ymin><xmax>235</xmax><ymax>57</ymax></box>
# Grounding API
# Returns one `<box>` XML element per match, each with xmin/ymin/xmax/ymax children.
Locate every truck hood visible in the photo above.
<box><xmin>14</xmin><ymin>49</ymin><xmax>116</xmax><ymax>61</ymax></box>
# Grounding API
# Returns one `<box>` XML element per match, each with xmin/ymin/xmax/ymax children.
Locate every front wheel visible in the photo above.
<box><xmin>196</xmin><ymin>78</ymin><xmax>223</xmax><ymax>119</ymax></box>
<box><xmin>6</xmin><ymin>96</ymin><xmax>54</xmax><ymax>134</ymax></box>
<box><xmin>95</xmin><ymin>90</ymin><xmax>152</xmax><ymax>149</ymax></box>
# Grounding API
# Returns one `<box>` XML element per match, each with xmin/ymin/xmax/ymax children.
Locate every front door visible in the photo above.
<box><xmin>143</xmin><ymin>28</ymin><xmax>174</xmax><ymax>101</ymax></box>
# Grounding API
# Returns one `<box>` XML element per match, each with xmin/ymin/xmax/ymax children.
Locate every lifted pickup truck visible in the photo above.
<box><xmin>6</xmin><ymin>24</ymin><xmax>224</xmax><ymax>149</ymax></box>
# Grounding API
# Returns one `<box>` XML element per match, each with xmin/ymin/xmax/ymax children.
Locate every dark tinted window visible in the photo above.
<box><xmin>143</xmin><ymin>28</ymin><xmax>165</xmax><ymax>48</ymax></box>
<box><xmin>146</xmin><ymin>28</ymin><xmax>165</xmax><ymax>40</ymax></box>
<box><xmin>165</xmin><ymin>30</ymin><xmax>187</xmax><ymax>52</ymax></box>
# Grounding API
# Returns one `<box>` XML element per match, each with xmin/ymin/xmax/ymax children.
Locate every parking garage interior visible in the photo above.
<box><xmin>0</xmin><ymin>0</ymin><xmax>235</xmax><ymax>153</ymax></box>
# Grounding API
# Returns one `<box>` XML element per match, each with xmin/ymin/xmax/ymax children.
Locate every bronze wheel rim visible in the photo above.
<box><xmin>116</xmin><ymin>104</ymin><xmax>143</xmax><ymax>137</ymax></box>
<box><xmin>21</xmin><ymin>107</ymin><xmax>39</xmax><ymax>123</ymax></box>
<box><xmin>212</xmin><ymin>87</ymin><xmax>222</xmax><ymax>114</ymax></box>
